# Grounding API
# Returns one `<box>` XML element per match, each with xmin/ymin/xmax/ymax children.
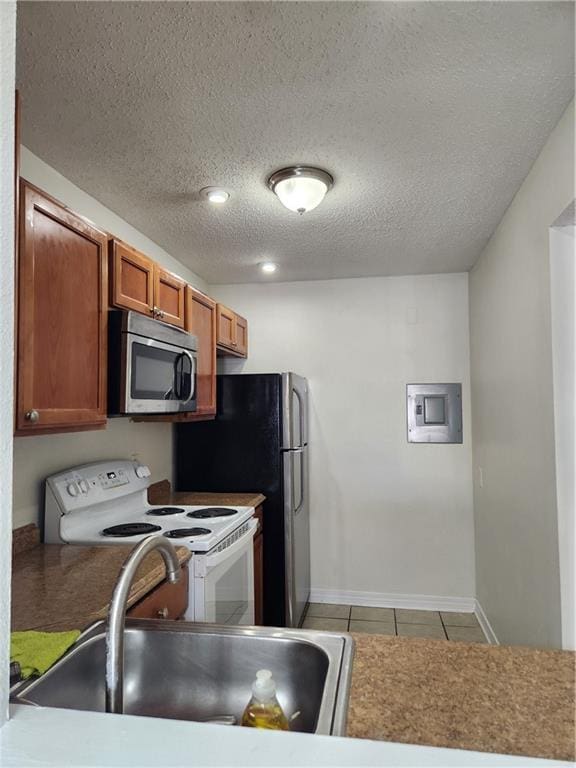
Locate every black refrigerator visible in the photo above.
<box><xmin>175</xmin><ymin>372</ymin><xmax>310</xmax><ymax>628</ymax></box>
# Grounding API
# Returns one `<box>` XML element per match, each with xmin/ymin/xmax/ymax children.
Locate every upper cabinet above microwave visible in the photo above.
<box><xmin>16</xmin><ymin>181</ymin><xmax>108</xmax><ymax>435</ymax></box>
<box><xmin>109</xmin><ymin>239</ymin><xmax>186</xmax><ymax>329</ymax></box>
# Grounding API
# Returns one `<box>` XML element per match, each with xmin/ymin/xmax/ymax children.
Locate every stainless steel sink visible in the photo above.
<box><xmin>11</xmin><ymin>619</ymin><xmax>354</xmax><ymax>735</ymax></box>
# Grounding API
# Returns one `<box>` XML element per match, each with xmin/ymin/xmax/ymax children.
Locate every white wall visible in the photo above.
<box><xmin>0</xmin><ymin>0</ymin><xmax>16</xmax><ymax>727</ymax></box>
<box><xmin>549</xmin><ymin>223</ymin><xmax>575</xmax><ymax>650</ymax></box>
<box><xmin>12</xmin><ymin>150</ymin><xmax>208</xmax><ymax>529</ymax></box>
<box><xmin>469</xmin><ymin>101</ymin><xmax>574</xmax><ymax>649</ymax></box>
<box><xmin>213</xmin><ymin>274</ymin><xmax>475</xmax><ymax>603</ymax></box>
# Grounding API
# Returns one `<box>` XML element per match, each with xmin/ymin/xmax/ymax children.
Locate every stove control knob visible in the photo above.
<box><xmin>135</xmin><ymin>465</ymin><xmax>151</xmax><ymax>479</ymax></box>
<box><xmin>66</xmin><ymin>482</ymin><xmax>79</xmax><ymax>497</ymax></box>
<box><xmin>78</xmin><ymin>480</ymin><xmax>89</xmax><ymax>494</ymax></box>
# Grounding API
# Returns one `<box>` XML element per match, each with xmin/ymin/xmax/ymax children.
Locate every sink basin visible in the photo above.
<box><xmin>11</xmin><ymin>619</ymin><xmax>354</xmax><ymax>735</ymax></box>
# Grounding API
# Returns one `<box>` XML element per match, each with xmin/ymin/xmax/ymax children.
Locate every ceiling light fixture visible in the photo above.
<box><xmin>267</xmin><ymin>166</ymin><xmax>334</xmax><ymax>214</ymax></box>
<box><xmin>260</xmin><ymin>262</ymin><xmax>278</xmax><ymax>274</ymax></box>
<box><xmin>200</xmin><ymin>187</ymin><xmax>230</xmax><ymax>204</ymax></box>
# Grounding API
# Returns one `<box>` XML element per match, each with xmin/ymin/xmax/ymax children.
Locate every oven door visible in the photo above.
<box><xmin>192</xmin><ymin>519</ymin><xmax>257</xmax><ymax>625</ymax></box>
<box><xmin>124</xmin><ymin>333</ymin><xmax>196</xmax><ymax>413</ymax></box>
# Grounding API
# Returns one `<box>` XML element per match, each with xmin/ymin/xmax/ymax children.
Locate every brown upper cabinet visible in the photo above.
<box><xmin>109</xmin><ymin>239</ymin><xmax>186</xmax><ymax>329</ymax></box>
<box><xmin>16</xmin><ymin>181</ymin><xmax>108</xmax><ymax>435</ymax></box>
<box><xmin>185</xmin><ymin>287</ymin><xmax>217</xmax><ymax>416</ymax></box>
<box><xmin>154</xmin><ymin>266</ymin><xmax>186</xmax><ymax>328</ymax></box>
<box><xmin>216</xmin><ymin>303</ymin><xmax>248</xmax><ymax>357</ymax></box>
<box><xmin>109</xmin><ymin>239</ymin><xmax>154</xmax><ymax>315</ymax></box>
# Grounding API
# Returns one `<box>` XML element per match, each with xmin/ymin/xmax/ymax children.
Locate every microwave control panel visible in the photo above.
<box><xmin>407</xmin><ymin>383</ymin><xmax>462</xmax><ymax>444</ymax></box>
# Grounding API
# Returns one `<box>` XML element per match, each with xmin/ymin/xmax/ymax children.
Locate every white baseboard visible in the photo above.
<box><xmin>474</xmin><ymin>599</ymin><xmax>499</xmax><ymax>645</ymax></box>
<box><xmin>309</xmin><ymin>588</ymin><xmax>475</xmax><ymax>613</ymax></box>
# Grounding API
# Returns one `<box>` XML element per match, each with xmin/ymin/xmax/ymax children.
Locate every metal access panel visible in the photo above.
<box><xmin>407</xmin><ymin>383</ymin><xmax>462</xmax><ymax>443</ymax></box>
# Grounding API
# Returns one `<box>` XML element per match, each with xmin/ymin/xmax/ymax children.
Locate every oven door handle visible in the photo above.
<box><xmin>202</xmin><ymin>518</ymin><xmax>258</xmax><ymax>570</ymax></box>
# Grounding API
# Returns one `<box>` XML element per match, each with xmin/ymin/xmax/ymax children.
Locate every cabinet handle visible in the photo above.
<box><xmin>157</xmin><ymin>606</ymin><xmax>169</xmax><ymax>619</ymax></box>
<box><xmin>25</xmin><ymin>410</ymin><xmax>40</xmax><ymax>423</ymax></box>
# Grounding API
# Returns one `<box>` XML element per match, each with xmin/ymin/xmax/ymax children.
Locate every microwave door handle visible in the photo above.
<box><xmin>180</xmin><ymin>351</ymin><xmax>196</xmax><ymax>404</ymax></box>
<box><xmin>173</xmin><ymin>353</ymin><xmax>184</xmax><ymax>400</ymax></box>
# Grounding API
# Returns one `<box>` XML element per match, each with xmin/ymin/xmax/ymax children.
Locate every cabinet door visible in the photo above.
<box><xmin>109</xmin><ymin>239</ymin><xmax>154</xmax><ymax>316</ymax></box>
<box><xmin>154</xmin><ymin>266</ymin><xmax>186</xmax><ymax>328</ymax></box>
<box><xmin>216</xmin><ymin>303</ymin><xmax>236</xmax><ymax>350</ymax></box>
<box><xmin>127</xmin><ymin>567</ymin><xmax>189</xmax><ymax>620</ymax></box>
<box><xmin>16</xmin><ymin>182</ymin><xmax>108</xmax><ymax>434</ymax></box>
<box><xmin>186</xmin><ymin>287</ymin><xmax>216</xmax><ymax>416</ymax></box>
<box><xmin>234</xmin><ymin>314</ymin><xmax>248</xmax><ymax>357</ymax></box>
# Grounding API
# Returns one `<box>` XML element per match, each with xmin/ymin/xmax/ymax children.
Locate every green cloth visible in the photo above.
<box><xmin>11</xmin><ymin>629</ymin><xmax>81</xmax><ymax>679</ymax></box>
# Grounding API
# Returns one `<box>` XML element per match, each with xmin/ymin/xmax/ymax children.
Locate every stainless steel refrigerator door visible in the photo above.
<box><xmin>281</xmin><ymin>373</ymin><xmax>308</xmax><ymax>449</ymax></box>
<box><xmin>283</xmin><ymin>445</ymin><xmax>311</xmax><ymax>627</ymax></box>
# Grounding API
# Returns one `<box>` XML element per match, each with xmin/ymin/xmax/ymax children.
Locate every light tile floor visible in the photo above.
<box><xmin>302</xmin><ymin>604</ymin><xmax>488</xmax><ymax>643</ymax></box>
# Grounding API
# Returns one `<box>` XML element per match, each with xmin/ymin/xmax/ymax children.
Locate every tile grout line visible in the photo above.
<box><xmin>438</xmin><ymin>611</ymin><xmax>449</xmax><ymax>640</ymax></box>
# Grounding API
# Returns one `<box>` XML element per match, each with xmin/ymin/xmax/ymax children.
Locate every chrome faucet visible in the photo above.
<box><xmin>105</xmin><ymin>534</ymin><xmax>181</xmax><ymax>713</ymax></box>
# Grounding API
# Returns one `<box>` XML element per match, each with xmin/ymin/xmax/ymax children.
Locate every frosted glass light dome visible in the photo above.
<box><xmin>268</xmin><ymin>167</ymin><xmax>334</xmax><ymax>214</ymax></box>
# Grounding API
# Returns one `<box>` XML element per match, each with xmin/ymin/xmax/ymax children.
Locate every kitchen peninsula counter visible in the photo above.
<box><xmin>347</xmin><ymin>632</ymin><xmax>575</xmax><ymax>762</ymax></box>
<box><xmin>11</xmin><ymin>529</ymin><xmax>190</xmax><ymax>633</ymax></box>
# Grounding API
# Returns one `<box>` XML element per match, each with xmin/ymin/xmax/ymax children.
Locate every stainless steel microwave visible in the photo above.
<box><xmin>108</xmin><ymin>310</ymin><xmax>198</xmax><ymax>415</ymax></box>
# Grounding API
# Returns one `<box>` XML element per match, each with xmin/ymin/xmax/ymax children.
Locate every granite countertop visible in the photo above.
<box><xmin>148</xmin><ymin>481</ymin><xmax>266</xmax><ymax>510</ymax></box>
<box><xmin>12</xmin><ymin>538</ymin><xmax>191</xmax><ymax>633</ymax></box>
<box><xmin>347</xmin><ymin>633</ymin><xmax>575</xmax><ymax>762</ymax></box>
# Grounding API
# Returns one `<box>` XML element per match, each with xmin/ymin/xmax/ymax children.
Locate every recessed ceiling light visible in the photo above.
<box><xmin>200</xmin><ymin>187</ymin><xmax>230</xmax><ymax>204</ymax></box>
<box><xmin>268</xmin><ymin>166</ymin><xmax>334</xmax><ymax>214</ymax></box>
<box><xmin>260</xmin><ymin>262</ymin><xmax>278</xmax><ymax>274</ymax></box>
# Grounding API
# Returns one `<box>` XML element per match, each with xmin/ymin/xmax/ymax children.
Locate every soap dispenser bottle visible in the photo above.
<box><xmin>241</xmin><ymin>669</ymin><xmax>289</xmax><ymax>730</ymax></box>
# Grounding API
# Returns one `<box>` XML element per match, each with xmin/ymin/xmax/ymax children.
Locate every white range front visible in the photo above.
<box><xmin>44</xmin><ymin>460</ymin><xmax>257</xmax><ymax>625</ymax></box>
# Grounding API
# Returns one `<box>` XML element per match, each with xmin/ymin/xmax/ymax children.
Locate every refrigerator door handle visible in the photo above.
<box><xmin>283</xmin><ymin>447</ymin><xmax>305</xmax><ymax>514</ymax></box>
<box><xmin>283</xmin><ymin>450</ymin><xmax>295</xmax><ymax>627</ymax></box>
<box><xmin>294</xmin><ymin>448</ymin><xmax>305</xmax><ymax>515</ymax></box>
<box><xmin>294</xmin><ymin>386</ymin><xmax>305</xmax><ymax>449</ymax></box>
<box><xmin>282</xmin><ymin>372</ymin><xmax>308</xmax><ymax>449</ymax></box>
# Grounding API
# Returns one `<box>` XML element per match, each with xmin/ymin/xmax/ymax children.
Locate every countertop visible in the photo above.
<box><xmin>11</xmin><ymin>540</ymin><xmax>191</xmax><ymax>633</ymax></box>
<box><xmin>147</xmin><ymin>481</ymin><xmax>266</xmax><ymax>510</ymax></box>
<box><xmin>347</xmin><ymin>633</ymin><xmax>575</xmax><ymax>763</ymax></box>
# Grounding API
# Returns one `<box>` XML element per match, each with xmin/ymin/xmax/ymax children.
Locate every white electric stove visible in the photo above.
<box><xmin>44</xmin><ymin>460</ymin><xmax>257</xmax><ymax>625</ymax></box>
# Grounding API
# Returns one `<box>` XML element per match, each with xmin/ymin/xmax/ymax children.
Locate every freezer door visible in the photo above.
<box><xmin>283</xmin><ymin>445</ymin><xmax>310</xmax><ymax>627</ymax></box>
<box><xmin>281</xmin><ymin>373</ymin><xmax>308</xmax><ymax>449</ymax></box>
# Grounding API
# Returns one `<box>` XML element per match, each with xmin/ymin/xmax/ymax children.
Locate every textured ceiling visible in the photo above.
<box><xmin>17</xmin><ymin>2</ymin><xmax>574</xmax><ymax>284</ymax></box>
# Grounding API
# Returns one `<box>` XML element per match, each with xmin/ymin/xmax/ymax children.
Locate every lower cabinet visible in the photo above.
<box><xmin>253</xmin><ymin>506</ymin><xmax>264</xmax><ymax>625</ymax></box>
<box><xmin>127</xmin><ymin>566</ymin><xmax>189</xmax><ymax>620</ymax></box>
